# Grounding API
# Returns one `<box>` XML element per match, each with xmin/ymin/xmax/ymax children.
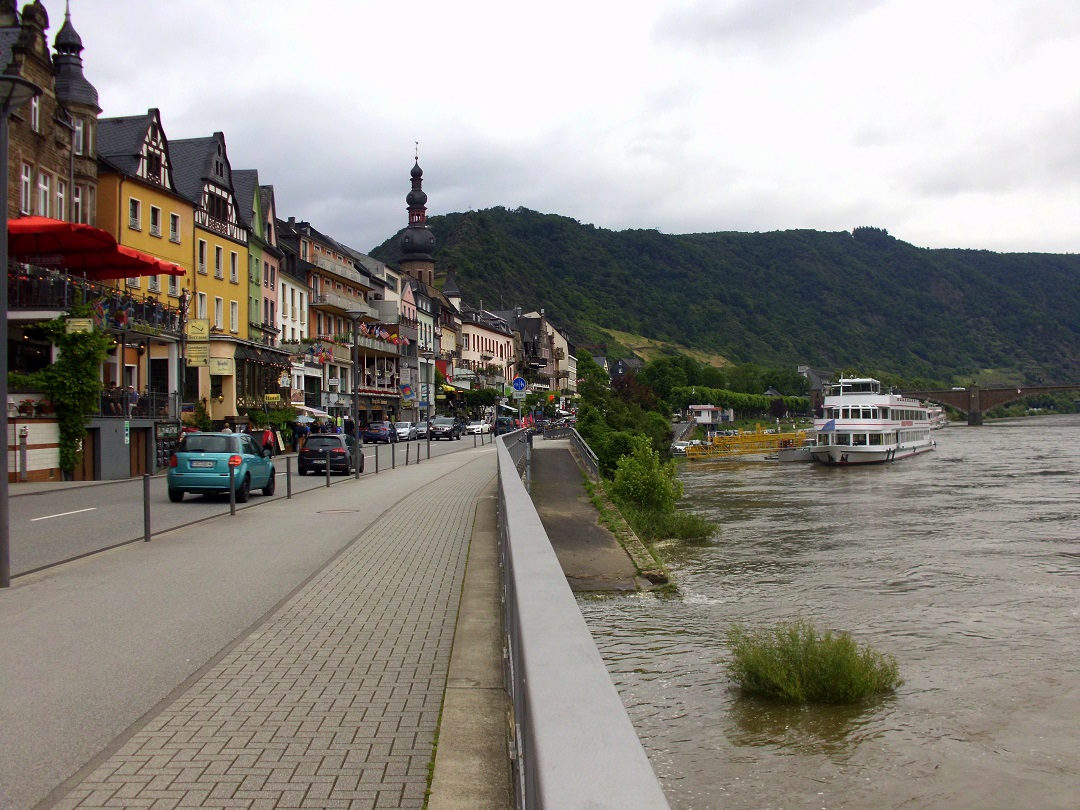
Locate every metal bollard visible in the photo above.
<box><xmin>143</xmin><ymin>473</ymin><xmax>152</xmax><ymax>542</ymax></box>
<box><xmin>375</xmin><ymin>443</ymin><xmax>380</xmax><ymax>474</ymax></box>
<box><xmin>405</xmin><ymin>442</ymin><xmax>410</xmax><ymax>465</ymax></box>
<box><xmin>325</xmin><ymin>447</ymin><xmax>331</xmax><ymax>487</ymax></box>
<box><xmin>355</xmin><ymin>444</ymin><xmax>361</xmax><ymax>480</ymax></box>
<box><xmin>286</xmin><ymin>456</ymin><xmax>292</xmax><ymax>499</ymax></box>
<box><xmin>229</xmin><ymin>466</ymin><xmax>236</xmax><ymax>516</ymax></box>
<box><xmin>392</xmin><ymin>442</ymin><xmax>396</xmax><ymax>469</ymax></box>
<box><xmin>426</xmin><ymin>435</ymin><xmax>431</xmax><ymax>460</ymax></box>
<box><xmin>18</xmin><ymin>426</ymin><xmax>29</xmax><ymax>482</ymax></box>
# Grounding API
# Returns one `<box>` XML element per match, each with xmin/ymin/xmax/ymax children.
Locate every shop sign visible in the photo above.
<box><xmin>187</xmin><ymin>319</ymin><xmax>210</xmax><ymax>341</ymax></box>
<box><xmin>208</xmin><ymin>357</ymin><xmax>235</xmax><ymax>376</ymax></box>
<box><xmin>264</xmin><ymin>393</ymin><xmax>281</xmax><ymax>403</ymax></box>
<box><xmin>65</xmin><ymin>318</ymin><xmax>93</xmax><ymax>334</ymax></box>
<box><xmin>186</xmin><ymin>343</ymin><xmax>209</xmax><ymax>366</ymax></box>
<box><xmin>155</xmin><ymin>422</ymin><xmax>181</xmax><ymax>440</ymax></box>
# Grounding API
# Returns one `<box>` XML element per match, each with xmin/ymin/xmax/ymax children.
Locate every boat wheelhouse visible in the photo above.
<box><xmin>809</xmin><ymin>377</ymin><xmax>935</xmax><ymax>465</ymax></box>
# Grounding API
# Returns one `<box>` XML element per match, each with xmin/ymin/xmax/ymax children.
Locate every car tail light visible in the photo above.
<box><xmin>228</xmin><ymin>454</ymin><xmax>242</xmax><ymax>467</ymax></box>
<box><xmin>331</xmin><ymin>448</ymin><xmax>346</xmax><ymax>455</ymax></box>
<box><xmin>169</xmin><ymin>455</ymin><xmax>178</xmax><ymax>468</ymax></box>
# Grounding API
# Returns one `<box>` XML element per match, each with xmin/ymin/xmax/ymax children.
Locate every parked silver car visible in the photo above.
<box><xmin>395</xmin><ymin>421</ymin><xmax>418</xmax><ymax>440</ymax></box>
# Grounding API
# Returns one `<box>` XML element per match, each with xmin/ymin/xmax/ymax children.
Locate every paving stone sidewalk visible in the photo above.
<box><xmin>50</xmin><ymin>455</ymin><xmax>497</xmax><ymax>810</ymax></box>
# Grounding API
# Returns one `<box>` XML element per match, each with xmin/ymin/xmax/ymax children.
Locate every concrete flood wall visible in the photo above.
<box><xmin>496</xmin><ymin>431</ymin><xmax>669</xmax><ymax>809</ymax></box>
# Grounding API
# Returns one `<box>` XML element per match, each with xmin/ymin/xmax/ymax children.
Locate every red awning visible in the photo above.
<box><xmin>8</xmin><ymin>215</ymin><xmax>117</xmax><ymax>255</ymax></box>
<box><xmin>8</xmin><ymin>216</ymin><xmax>184</xmax><ymax>279</ymax></box>
<box><xmin>58</xmin><ymin>245</ymin><xmax>185</xmax><ymax>279</ymax></box>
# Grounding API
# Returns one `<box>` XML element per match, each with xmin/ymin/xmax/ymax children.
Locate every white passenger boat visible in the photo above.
<box><xmin>809</xmin><ymin>377</ymin><xmax>935</xmax><ymax>465</ymax></box>
<box><xmin>928</xmin><ymin>405</ymin><xmax>949</xmax><ymax>429</ymax></box>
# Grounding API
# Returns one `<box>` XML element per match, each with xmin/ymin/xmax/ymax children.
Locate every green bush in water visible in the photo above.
<box><xmin>726</xmin><ymin>619</ymin><xmax>902</xmax><ymax>704</ymax></box>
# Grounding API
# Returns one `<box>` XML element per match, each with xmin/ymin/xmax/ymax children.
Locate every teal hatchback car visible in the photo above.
<box><xmin>167</xmin><ymin>432</ymin><xmax>275</xmax><ymax>503</ymax></box>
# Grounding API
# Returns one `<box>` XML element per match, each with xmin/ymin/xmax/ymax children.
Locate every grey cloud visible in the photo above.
<box><xmin>654</xmin><ymin>0</ymin><xmax>887</xmax><ymax>50</ymax></box>
<box><xmin>906</xmin><ymin>106</ymin><xmax>1080</xmax><ymax>198</ymax></box>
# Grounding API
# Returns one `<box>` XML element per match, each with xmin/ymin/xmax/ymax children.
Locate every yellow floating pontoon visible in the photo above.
<box><xmin>685</xmin><ymin>427</ymin><xmax>811</xmax><ymax>459</ymax></box>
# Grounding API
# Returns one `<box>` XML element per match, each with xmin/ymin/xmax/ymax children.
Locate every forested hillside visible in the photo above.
<box><xmin>370</xmin><ymin>208</ymin><xmax>1080</xmax><ymax>383</ymax></box>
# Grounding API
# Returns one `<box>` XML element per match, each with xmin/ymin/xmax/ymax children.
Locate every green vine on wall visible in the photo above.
<box><xmin>34</xmin><ymin>311</ymin><xmax>114</xmax><ymax>473</ymax></box>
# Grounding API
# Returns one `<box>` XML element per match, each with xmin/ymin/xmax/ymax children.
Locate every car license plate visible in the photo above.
<box><xmin>312</xmin><ymin>459</ymin><xmax>325</xmax><ymax>465</ymax></box>
<box><xmin>190</xmin><ymin>460</ymin><xmax>215</xmax><ymax>468</ymax></box>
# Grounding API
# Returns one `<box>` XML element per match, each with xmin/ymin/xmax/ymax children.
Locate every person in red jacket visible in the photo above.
<box><xmin>259</xmin><ymin>427</ymin><xmax>276</xmax><ymax>456</ymax></box>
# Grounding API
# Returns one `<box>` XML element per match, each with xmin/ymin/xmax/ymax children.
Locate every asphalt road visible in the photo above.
<box><xmin>7</xmin><ymin>433</ymin><xmax>486</xmax><ymax>577</ymax></box>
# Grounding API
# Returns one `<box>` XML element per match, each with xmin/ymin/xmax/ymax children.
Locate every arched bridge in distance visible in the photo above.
<box><xmin>897</xmin><ymin>385</ymin><xmax>1080</xmax><ymax>425</ymax></box>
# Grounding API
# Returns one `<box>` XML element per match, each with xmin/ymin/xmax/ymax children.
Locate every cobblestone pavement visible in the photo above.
<box><xmin>51</xmin><ymin>454</ymin><xmax>497</xmax><ymax>810</ymax></box>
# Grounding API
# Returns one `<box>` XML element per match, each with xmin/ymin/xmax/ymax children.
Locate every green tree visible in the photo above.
<box><xmin>611</xmin><ymin>435</ymin><xmax>683</xmax><ymax>512</ymax></box>
<box><xmin>35</xmin><ymin>315</ymin><xmax>114</xmax><ymax>474</ymax></box>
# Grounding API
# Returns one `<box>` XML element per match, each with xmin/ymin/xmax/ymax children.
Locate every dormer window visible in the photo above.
<box><xmin>145</xmin><ymin>152</ymin><xmax>162</xmax><ymax>183</ymax></box>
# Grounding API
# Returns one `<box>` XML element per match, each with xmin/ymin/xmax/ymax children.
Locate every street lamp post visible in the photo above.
<box><xmin>0</xmin><ymin>75</ymin><xmax>43</xmax><ymax>589</ymax></box>
<box><xmin>420</xmin><ymin>348</ymin><xmax>435</xmax><ymax>424</ymax></box>
<box><xmin>346</xmin><ymin>310</ymin><xmax>365</xmax><ymax>479</ymax></box>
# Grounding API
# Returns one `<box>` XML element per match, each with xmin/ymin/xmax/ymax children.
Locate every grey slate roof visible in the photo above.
<box><xmin>441</xmin><ymin>272</ymin><xmax>462</xmax><ymax>299</ymax></box>
<box><xmin>97</xmin><ymin>113</ymin><xmax>152</xmax><ymax>176</ymax></box>
<box><xmin>0</xmin><ymin>28</ymin><xmax>19</xmax><ymax>71</ymax></box>
<box><xmin>169</xmin><ymin>136</ymin><xmax>220</xmax><ymax>205</ymax></box>
<box><xmin>231</xmin><ymin>169</ymin><xmax>258</xmax><ymax>230</ymax></box>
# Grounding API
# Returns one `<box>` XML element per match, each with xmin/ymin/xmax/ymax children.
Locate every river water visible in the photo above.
<box><xmin>578</xmin><ymin>415</ymin><xmax>1080</xmax><ymax>809</ymax></box>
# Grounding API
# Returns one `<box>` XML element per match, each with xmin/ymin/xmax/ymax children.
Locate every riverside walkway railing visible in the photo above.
<box><xmin>542</xmin><ymin>424</ymin><xmax>600</xmax><ymax>480</ymax></box>
<box><xmin>496</xmin><ymin>430</ymin><xmax>670</xmax><ymax>809</ymax></box>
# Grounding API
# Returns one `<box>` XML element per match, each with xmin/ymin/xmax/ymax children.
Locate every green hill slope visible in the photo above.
<box><xmin>370</xmin><ymin>209</ymin><xmax>1080</xmax><ymax>383</ymax></box>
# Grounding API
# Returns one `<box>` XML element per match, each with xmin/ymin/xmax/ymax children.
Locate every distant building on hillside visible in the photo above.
<box><xmin>611</xmin><ymin>357</ymin><xmax>644</xmax><ymax>380</ymax></box>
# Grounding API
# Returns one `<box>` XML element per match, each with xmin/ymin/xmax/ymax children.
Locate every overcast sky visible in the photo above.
<box><xmin>67</xmin><ymin>0</ymin><xmax>1080</xmax><ymax>255</ymax></box>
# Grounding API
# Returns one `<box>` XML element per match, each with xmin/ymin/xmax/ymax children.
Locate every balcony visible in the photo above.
<box><xmin>310</xmin><ymin>288</ymin><xmax>377</xmax><ymax>317</ymax></box>
<box><xmin>7</xmin><ymin>266</ymin><xmax>184</xmax><ymax>333</ymax></box>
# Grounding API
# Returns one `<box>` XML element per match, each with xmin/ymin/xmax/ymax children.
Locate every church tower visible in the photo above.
<box><xmin>398</xmin><ymin>158</ymin><xmax>436</xmax><ymax>288</ymax></box>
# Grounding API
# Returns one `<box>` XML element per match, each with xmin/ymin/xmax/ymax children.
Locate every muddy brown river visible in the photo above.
<box><xmin>578</xmin><ymin>415</ymin><xmax>1080</xmax><ymax>809</ymax></box>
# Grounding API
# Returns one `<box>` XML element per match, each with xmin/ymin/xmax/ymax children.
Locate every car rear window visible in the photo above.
<box><xmin>305</xmin><ymin>437</ymin><xmax>342</xmax><ymax>449</ymax></box>
<box><xmin>181</xmin><ymin>435</ymin><xmax>232</xmax><ymax>453</ymax></box>
<box><xmin>433</xmin><ymin>418</ymin><xmax>453</xmax><ymax>425</ymax></box>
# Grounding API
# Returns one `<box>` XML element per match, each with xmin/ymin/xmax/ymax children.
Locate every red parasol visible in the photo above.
<box><xmin>8</xmin><ymin>216</ymin><xmax>184</xmax><ymax>279</ymax></box>
<box><xmin>8</xmin><ymin>215</ymin><xmax>117</xmax><ymax>255</ymax></box>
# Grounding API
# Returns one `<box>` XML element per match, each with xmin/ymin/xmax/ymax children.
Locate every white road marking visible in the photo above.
<box><xmin>31</xmin><ymin>507</ymin><xmax>97</xmax><ymax>522</ymax></box>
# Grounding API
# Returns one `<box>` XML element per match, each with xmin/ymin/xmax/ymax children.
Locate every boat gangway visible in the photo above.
<box><xmin>686</xmin><ymin>428</ymin><xmax>811</xmax><ymax>459</ymax></box>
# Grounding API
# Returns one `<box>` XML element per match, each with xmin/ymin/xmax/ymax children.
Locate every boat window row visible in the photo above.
<box><xmin>818</xmin><ymin>432</ymin><xmax>896</xmax><ymax>447</ymax></box>
<box><xmin>894</xmin><ymin>408</ymin><xmax>927</xmax><ymax>422</ymax></box>
<box><xmin>899</xmin><ymin>429</ymin><xmax>930</xmax><ymax>443</ymax></box>
<box><xmin>822</xmin><ymin>406</ymin><xmax>929</xmax><ymax>421</ymax></box>
<box><xmin>824</xmin><ymin>406</ymin><xmax>888</xmax><ymax>420</ymax></box>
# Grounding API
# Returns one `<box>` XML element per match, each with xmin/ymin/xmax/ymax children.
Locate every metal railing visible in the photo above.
<box><xmin>542</xmin><ymin>425</ymin><xmax>599</xmax><ymax>481</ymax></box>
<box><xmin>495</xmin><ymin>431</ymin><xmax>669</xmax><ymax>809</ymax></box>
<box><xmin>8</xmin><ymin>267</ymin><xmax>184</xmax><ymax>332</ymax></box>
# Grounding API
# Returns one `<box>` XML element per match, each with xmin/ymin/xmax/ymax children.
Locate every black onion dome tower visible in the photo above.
<box><xmin>399</xmin><ymin>158</ymin><xmax>436</xmax><ymax>287</ymax></box>
<box><xmin>53</xmin><ymin>1</ymin><xmax>100</xmax><ymax>110</ymax></box>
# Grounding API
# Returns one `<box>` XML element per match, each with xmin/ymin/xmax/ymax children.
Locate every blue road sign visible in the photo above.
<box><xmin>512</xmin><ymin>376</ymin><xmax>526</xmax><ymax>391</ymax></box>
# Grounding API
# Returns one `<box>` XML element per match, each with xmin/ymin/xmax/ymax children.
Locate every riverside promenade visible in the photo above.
<box><xmin>0</xmin><ymin>442</ymin><xmax>510</xmax><ymax>809</ymax></box>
